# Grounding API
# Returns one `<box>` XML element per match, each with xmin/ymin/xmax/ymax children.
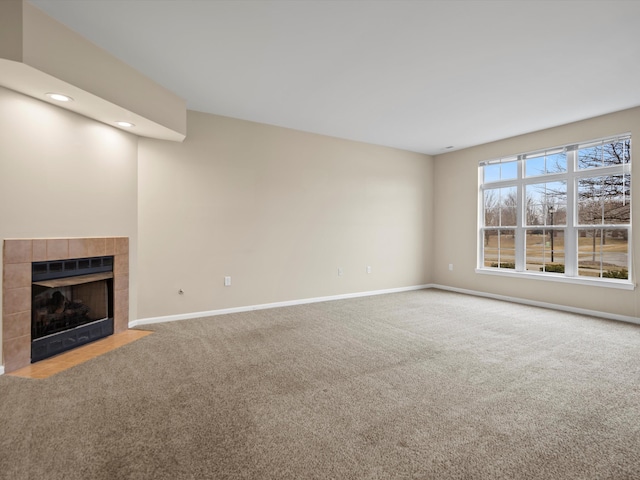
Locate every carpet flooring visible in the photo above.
<box><xmin>1</xmin><ymin>289</ymin><xmax>640</xmax><ymax>479</ymax></box>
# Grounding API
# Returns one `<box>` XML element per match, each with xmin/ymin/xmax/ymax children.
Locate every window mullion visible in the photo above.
<box><xmin>565</xmin><ymin>150</ymin><xmax>578</xmax><ymax>276</ymax></box>
<box><xmin>515</xmin><ymin>161</ymin><xmax>525</xmax><ymax>271</ymax></box>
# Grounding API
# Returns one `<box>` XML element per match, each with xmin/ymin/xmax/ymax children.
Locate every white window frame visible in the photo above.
<box><xmin>477</xmin><ymin>134</ymin><xmax>633</xmax><ymax>290</ymax></box>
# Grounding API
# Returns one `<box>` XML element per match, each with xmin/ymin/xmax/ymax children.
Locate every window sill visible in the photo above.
<box><xmin>475</xmin><ymin>268</ymin><xmax>635</xmax><ymax>290</ymax></box>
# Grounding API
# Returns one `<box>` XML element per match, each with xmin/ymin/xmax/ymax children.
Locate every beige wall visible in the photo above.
<box><xmin>0</xmin><ymin>86</ymin><xmax>138</xmax><ymax>364</ymax></box>
<box><xmin>137</xmin><ymin>111</ymin><xmax>433</xmax><ymax>319</ymax></box>
<box><xmin>433</xmin><ymin>107</ymin><xmax>640</xmax><ymax>318</ymax></box>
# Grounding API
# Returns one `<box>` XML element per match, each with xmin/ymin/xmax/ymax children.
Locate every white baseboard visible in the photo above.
<box><xmin>431</xmin><ymin>284</ymin><xmax>640</xmax><ymax>326</ymax></box>
<box><xmin>130</xmin><ymin>284</ymin><xmax>433</xmax><ymax>328</ymax></box>
<box><xmin>129</xmin><ymin>282</ymin><xmax>640</xmax><ymax>329</ymax></box>
<box><xmin>0</xmin><ymin>365</ymin><xmax>4</xmax><ymax>376</ymax></box>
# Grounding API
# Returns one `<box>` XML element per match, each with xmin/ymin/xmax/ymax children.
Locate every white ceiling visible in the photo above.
<box><xmin>29</xmin><ymin>0</ymin><xmax>640</xmax><ymax>155</ymax></box>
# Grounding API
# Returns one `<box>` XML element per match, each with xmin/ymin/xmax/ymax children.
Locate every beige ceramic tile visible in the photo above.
<box><xmin>46</xmin><ymin>239</ymin><xmax>69</xmax><ymax>260</ymax></box>
<box><xmin>3</xmin><ymin>262</ymin><xmax>31</xmax><ymax>288</ymax></box>
<box><xmin>114</xmin><ymin>314</ymin><xmax>129</xmax><ymax>333</ymax></box>
<box><xmin>3</xmin><ymin>334</ymin><xmax>31</xmax><ymax>373</ymax></box>
<box><xmin>104</xmin><ymin>237</ymin><xmax>116</xmax><ymax>255</ymax></box>
<box><xmin>32</xmin><ymin>240</ymin><xmax>47</xmax><ymax>261</ymax></box>
<box><xmin>114</xmin><ymin>273</ymin><xmax>129</xmax><ymax>292</ymax></box>
<box><xmin>115</xmin><ymin>317</ymin><xmax>129</xmax><ymax>334</ymax></box>
<box><xmin>114</xmin><ymin>254</ymin><xmax>129</xmax><ymax>275</ymax></box>
<box><xmin>114</xmin><ymin>287</ymin><xmax>129</xmax><ymax>311</ymax></box>
<box><xmin>87</xmin><ymin>238</ymin><xmax>106</xmax><ymax>257</ymax></box>
<box><xmin>114</xmin><ymin>289</ymin><xmax>129</xmax><ymax>333</ymax></box>
<box><xmin>68</xmin><ymin>238</ymin><xmax>88</xmax><ymax>258</ymax></box>
<box><xmin>70</xmin><ymin>237</ymin><xmax>109</xmax><ymax>258</ymax></box>
<box><xmin>2</xmin><ymin>311</ymin><xmax>30</xmax><ymax>340</ymax></box>
<box><xmin>3</xmin><ymin>287</ymin><xmax>31</xmax><ymax>315</ymax></box>
<box><xmin>3</xmin><ymin>240</ymin><xmax>32</xmax><ymax>264</ymax></box>
<box><xmin>115</xmin><ymin>237</ymin><xmax>129</xmax><ymax>255</ymax></box>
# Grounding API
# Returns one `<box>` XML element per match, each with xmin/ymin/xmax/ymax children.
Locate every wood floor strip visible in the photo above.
<box><xmin>7</xmin><ymin>330</ymin><xmax>152</xmax><ymax>379</ymax></box>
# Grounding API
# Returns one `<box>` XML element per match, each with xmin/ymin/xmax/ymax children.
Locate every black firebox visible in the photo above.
<box><xmin>31</xmin><ymin>256</ymin><xmax>114</xmax><ymax>363</ymax></box>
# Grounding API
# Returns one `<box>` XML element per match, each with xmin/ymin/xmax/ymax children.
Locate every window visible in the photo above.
<box><xmin>479</xmin><ymin>135</ymin><xmax>631</xmax><ymax>286</ymax></box>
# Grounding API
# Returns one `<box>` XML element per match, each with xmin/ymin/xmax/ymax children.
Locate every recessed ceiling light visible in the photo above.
<box><xmin>116</xmin><ymin>121</ymin><xmax>135</xmax><ymax>128</ymax></box>
<box><xmin>46</xmin><ymin>93</ymin><xmax>73</xmax><ymax>102</ymax></box>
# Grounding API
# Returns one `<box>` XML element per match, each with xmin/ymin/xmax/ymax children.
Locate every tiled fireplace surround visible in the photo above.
<box><xmin>3</xmin><ymin>237</ymin><xmax>129</xmax><ymax>373</ymax></box>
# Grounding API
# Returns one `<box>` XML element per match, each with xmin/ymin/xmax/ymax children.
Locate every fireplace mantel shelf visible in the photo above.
<box><xmin>33</xmin><ymin>271</ymin><xmax>114</xmax><ymax>288</ymax></box>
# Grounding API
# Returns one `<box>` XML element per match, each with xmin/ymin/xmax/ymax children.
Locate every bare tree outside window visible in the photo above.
<box><xmin>576</xmin><ymin>140</ymin><xmax>630</xmax><ymax>277</ymax></box>
<box><xmin>480</xmin><ymin>136</ymin><xmax>631</xmax><ymax>281</ymax></box>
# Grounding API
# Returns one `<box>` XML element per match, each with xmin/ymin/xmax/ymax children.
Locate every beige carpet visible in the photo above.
<box><xmin>1</xmin><ymin>289</ymin><xmax>640</xmax><ymax>479</ymax></box>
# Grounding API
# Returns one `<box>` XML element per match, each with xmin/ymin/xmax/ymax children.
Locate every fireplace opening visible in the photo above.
<box><xmin>31</xmin><ymin>256</ymin><xmax>114</xmax><ymax>363</ymax></box>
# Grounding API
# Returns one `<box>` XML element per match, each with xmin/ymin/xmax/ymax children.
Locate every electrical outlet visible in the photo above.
<box><xmin>366</xmin><ymin>266</ymin><xmax>372</xmax><ymax>274</ymax></box>
<box><xmin>224</xmin><ymin>276</ymin><xmax>231</xmax><ymax>286</ymax></box>
<box><xmin>338</xmin><ymin>267</ymin><xmax>343</xmax><ymax>276</ymax></box>
<box><xmin>449</xmin><ymin>264</ymin><xmax>454</xmax><ymax>271</ymax></box>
